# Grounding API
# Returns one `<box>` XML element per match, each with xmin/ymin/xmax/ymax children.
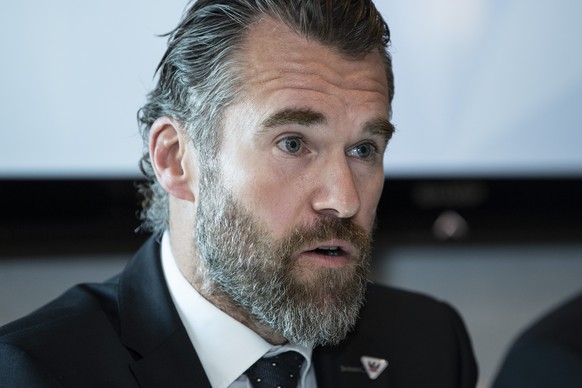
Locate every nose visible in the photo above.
<box><xmin>312</xmin><ymin>156</ymin><xmax>361</xmax><ymax>218</ymax></box>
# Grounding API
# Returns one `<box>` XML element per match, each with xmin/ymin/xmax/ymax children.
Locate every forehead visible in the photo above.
<box><xmin>235</xmin><ymin>18</ymin><xmax>390</xmax><ymax>110</ymax></box>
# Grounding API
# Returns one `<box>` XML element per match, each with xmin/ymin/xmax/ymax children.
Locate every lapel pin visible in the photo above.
<box><xmin>360</xmin><ymin>356</ymin><xmax>388</xmax><ymax>380</ymax></box>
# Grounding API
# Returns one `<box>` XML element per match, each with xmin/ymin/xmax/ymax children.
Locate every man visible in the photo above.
<box><xmin>0</xmin><ymin>1</ymin><xmax>477</xmax><ymax>387</ymax></box>
<box><xmin>493</xmin><ymin>291</ymin><xmax>582</xmax><ymax>388</ymax></box>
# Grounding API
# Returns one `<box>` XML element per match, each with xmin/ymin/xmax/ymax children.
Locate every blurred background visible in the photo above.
<box><xmin>1</xmin><ymin>1</ymin><xmax>581</xmax><ymax>386</ymax></box>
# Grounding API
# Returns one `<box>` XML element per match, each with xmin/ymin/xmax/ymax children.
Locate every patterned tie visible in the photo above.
<box><xmin>246</xmin><ymin>351</ymin><xmax>305</xmax><ymax>388</ymax></box>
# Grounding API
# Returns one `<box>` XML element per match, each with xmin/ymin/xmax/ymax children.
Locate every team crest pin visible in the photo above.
<box><xmin>360</xmin><ymin>356</ymin><xmax>388</xmax><ymax>380</ymax></box>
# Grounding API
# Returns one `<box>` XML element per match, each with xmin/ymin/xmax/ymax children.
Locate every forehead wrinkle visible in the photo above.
<box><xmin>251</xmin><ymin>63</ymin><xmax>387</xmax><ymax>99</ymax></box>
<box><xmin>242</xmin><ymin>38</ymin><xmax>387</xmax><ymax>97</ymax></box>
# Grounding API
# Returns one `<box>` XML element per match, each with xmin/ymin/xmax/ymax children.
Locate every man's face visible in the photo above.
<box><xmin>194</xmin><ymin>19</ymin><xmax>392</xmax><ymax>346</ymax></box>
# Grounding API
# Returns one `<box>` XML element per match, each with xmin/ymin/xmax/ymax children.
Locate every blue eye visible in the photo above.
<box><xmin>276</xmin><ymin>136</ymin><xmax>304</xmax><ymax>154</ymax></box>
<box><xmin>348</xmin><ymin>142</ymin><xmax>376</xmax><ymax>159</ymax></box>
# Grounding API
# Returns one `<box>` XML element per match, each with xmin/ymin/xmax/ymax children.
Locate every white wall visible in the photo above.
<box><xmin>1</xmin><ymin>1</ymin><xmax>581</xmax><ymax>177</ymax></box>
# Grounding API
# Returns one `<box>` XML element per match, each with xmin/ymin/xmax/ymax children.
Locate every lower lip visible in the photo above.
<box><xmin>298</xmin><ymin>251</ymin><xmax>351</xmax><ymax>268</ymax></box>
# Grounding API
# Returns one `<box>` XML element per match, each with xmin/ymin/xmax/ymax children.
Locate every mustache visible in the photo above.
<box><xmin>279</xmin><ymin>216</ymin><xmax>373</xmax><ymax>256</ymax></box>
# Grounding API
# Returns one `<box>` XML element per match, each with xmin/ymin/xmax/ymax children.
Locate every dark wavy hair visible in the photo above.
<box><xmin>137</xmin><ymin>0</ymin><xmax>394</xmax><ymax>233</ymax></box>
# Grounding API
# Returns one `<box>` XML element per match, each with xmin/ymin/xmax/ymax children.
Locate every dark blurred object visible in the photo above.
<box><xmin>376</xmin><ymin>177</ymin><xmax>582</xmax><ymax>245</ymax></box>
<box><xmin>493</xmin><ymin>291</ymin><xmax>582</xmax><ymax>388</ymax></box>
<box><xmin>1</xmin><ymin>177</ymin><xmax>581</xmax><ymax>257</ymax></box>
<box><xmin>0</xmin><ymin>179</ymin><xmax>149</xmax><ymax>257</ymax></box>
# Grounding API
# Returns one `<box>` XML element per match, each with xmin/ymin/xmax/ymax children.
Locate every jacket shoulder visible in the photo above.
<box><xmin>0</xmin><ymin>278</ymin><xmax>119</xmax><ymax>340</ymax></box>
<box><xmin>0</xmin><ymin>279</ymin><xmax>137</xmax><ymax>386</ymax></box>
<box><xmin>364</xmin><ymin>282</ymin><xmax>461</xmax><ymax>322</ymax></box>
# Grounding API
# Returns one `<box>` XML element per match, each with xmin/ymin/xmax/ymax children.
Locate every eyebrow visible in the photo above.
<box><xmin>261</xmin><ymin>107</ymin><xmax>395</xmax><ymax>142</ymax></box>
<box><xmin>365</xmin><ymin>117</ymin><xmax>395</xmax><ymax>143</ymax></box>
<box><xmin>262</xmin><ymin>107</ymin><xmax>326</xmax><ymax>129</ymax></box>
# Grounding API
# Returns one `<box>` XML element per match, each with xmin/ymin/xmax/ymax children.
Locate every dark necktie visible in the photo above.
<box><xmin>246</xmin><ymin>351</ymin><xmax>305</xmax><ymax>388</ymax></box>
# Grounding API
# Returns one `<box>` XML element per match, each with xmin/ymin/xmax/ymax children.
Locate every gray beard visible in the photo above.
<box><xmin>194</xmin><ymin>170</ymin><xmax>372</xmax><ymax>347</ymax></box>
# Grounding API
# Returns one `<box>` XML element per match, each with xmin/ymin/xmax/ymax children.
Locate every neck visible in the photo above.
<box><xmin>168</xmin><ymin>222</ymin><xmax>287</xmax><ymax>346</ymax></box>
<box><xmin>200</xmin><ymin>284</ymin><xmax>288</xmax><ymax>345</ymax></box>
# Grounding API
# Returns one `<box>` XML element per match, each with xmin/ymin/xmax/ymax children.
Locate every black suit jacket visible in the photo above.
<box><xmin>0</xmin><ymin>236</ymin><xmax>477</xmax><ymax>387</ymax></box>
<box><xmin>493</xmin><ymin>291</ymin><xmax>582</xmax><ymax>388</ymax></box>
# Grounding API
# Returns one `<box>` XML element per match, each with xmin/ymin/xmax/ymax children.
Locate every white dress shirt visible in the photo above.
<box><xmin>160</xmin><ymin>232</ymin><xmax>317</xmax><ymax>388</ymax></box>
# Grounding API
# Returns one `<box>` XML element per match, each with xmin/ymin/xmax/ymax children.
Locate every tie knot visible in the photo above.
<box><xmin>246</xmin><ymin>351</ymin><xmax>305</xmax><ymax>388</ymax></box>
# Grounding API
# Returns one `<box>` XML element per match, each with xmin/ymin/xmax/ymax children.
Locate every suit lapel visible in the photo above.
<box><xmin>313</xmin><ymin>345</ymin><xmax>392</xmax><ymax>388</ymax></box>
<box><xmin>313</xmin><ymin>285</ymin><xmax>393</xmax><ymax>387</ymax></box>
<box><xmin>118</xmin><ymin>236</ymin><xmax>212</xmax><ymax>388</ymax></box>
<box><xmin>129</xmin><ymin>327</ymin><xmax>210</xmax><ymax>388</ymax></box>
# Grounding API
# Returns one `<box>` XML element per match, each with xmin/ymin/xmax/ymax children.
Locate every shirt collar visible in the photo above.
<box><xmin>160</xmin><ymin>232</ymin><xmax>313</xmax><ymax>388</ymax></box>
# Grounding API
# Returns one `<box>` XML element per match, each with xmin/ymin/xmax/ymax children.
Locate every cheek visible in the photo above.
<box><xmin>357</xmin><ymin>171</ymin><xmax>385</xmax><ymax>228</ymax></box>
<box><xmin>245</xmin><ymin>174</ymin><xmax>309</xmax><ymax>237</ymax></box>
<box><xmin>222</xmin><ymin>156</ymin><xmax>308</xmax><ymax>237</ymax></box>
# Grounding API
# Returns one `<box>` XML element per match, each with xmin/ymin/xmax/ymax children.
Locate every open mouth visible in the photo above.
<box><xmin>299</xmin><ymin>242</ymin><xmax>353</xmax><ymax>268</ymax></box>
<box><xmin>311</xmin><ymin>246</ymin><xmax>345</xmax><ymax>257</ymax></box>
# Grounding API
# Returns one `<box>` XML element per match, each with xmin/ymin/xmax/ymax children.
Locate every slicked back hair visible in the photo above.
<box><xmin>137</xmin><ymin>0</ymin><xmax>394</xmax><ymax>233</ymax></box>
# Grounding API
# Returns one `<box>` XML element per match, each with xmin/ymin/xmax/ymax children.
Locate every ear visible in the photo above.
<box><xmin>149</xmin><ymin>116</ymin><xmax>197</xmax><ymax>202</ymax></box>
